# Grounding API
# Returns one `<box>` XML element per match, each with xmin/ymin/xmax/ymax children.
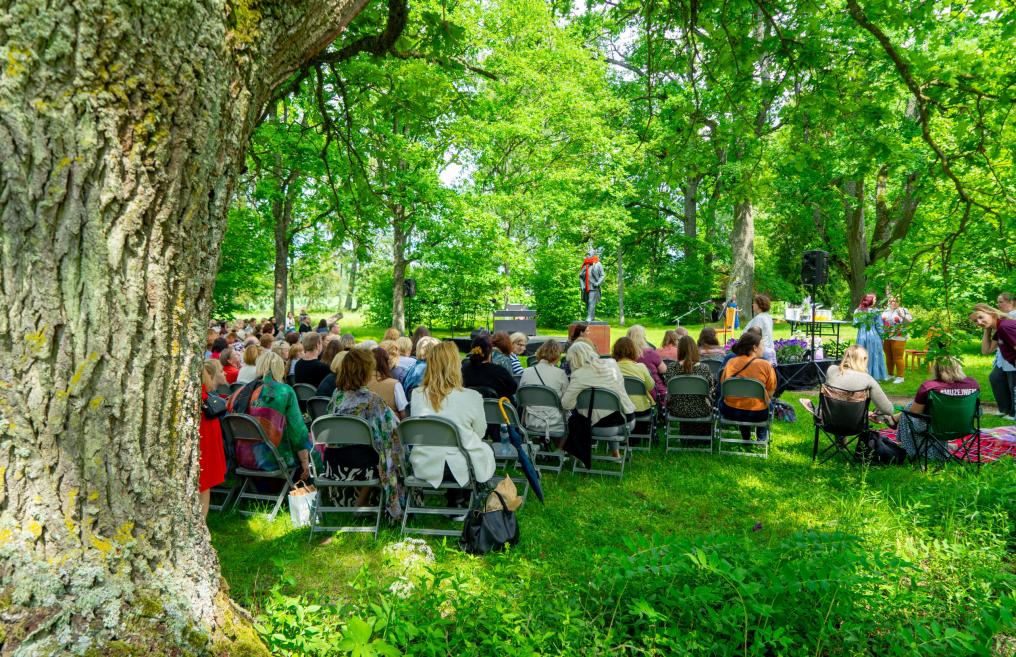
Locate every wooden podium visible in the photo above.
<box><xmin>586</xmin><ymin>321</ymin><xmax>611</xmax><ymax>355</ymax></box>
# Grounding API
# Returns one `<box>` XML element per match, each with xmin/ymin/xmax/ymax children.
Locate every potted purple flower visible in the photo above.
<box><xmin>774</xmin><ymin>337</ymin><xmax>808</xmax><ymax>364</ymax></box>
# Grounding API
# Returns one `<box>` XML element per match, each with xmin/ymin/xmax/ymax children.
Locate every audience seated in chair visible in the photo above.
<box><xmin>490</xmin><ymin>331</ymin><xmax>518</xmax><ymax>376</ymax></box>
<box><xmin>409</xmin><ymin>341</ymin><xmax>495</xmax><ymax>504</ymax></box>
<box><xmin>612</xmin><ymin>337</ymin><xmax>656</xmax><ymax>414</ymax></box>
<box><xmin>657</xmin><ymin>330</ymin><xmax>681</xmax><ymax>362</ymax></box>
<box><xmin>294</xmin><ymin>332</ymin><xmax>331</xmax><ymax>387</ymax></box>
<box><xmin>825</xmin><ymin>345</ymin><xmax>895</xmax><ymax>420</ymax></box>
<box><xmin>698</xmin><ymin>326</ymin><xmax>726</xmax><ymax>360</ymax></box>
<box><xmin>627</xmin><ymin>324</ymin><xmax>667</xmax><ymax>403</ymax></box>
<box><xmin>664</xmin><ymin>336</ymin><xmax>715</xmax><ymax>435</ymax></box>
<box><xmin>219</xmin><ymin>347</ymin><xmax>241</xmax><ymax>384</ymax></box>
<box><xmin>560</xmin><ymin>341</ymin><xmax>636</xmax><ymax>457</ymax></box>
<box><xmin>227</xmin><ymin>351</ymin><xmax>319</xmax><ymax>481</ymax></box>
<box><xmin>403</xmin><ymin>336</ymin><xmax>440</xmax><ymax>399</ymax></box>
<box><xmin>323</xmin><ymin>348</ymin><xmax>404</xmax><ymax>520</ymax></box>
<box><xmin>368</xmin><ymin>347</ymin><xmax>409</xmax><ymax>419</ymax></box>
<box><xmin>895</xmin><ymin>356</ymin><xmax>979</xmax><ymax>460</ymax></box>
<box><xmin>462</xmin><ymin>336</ymin><xmax>518</xmax><ymax>400</ymax></box>
<box><xmin>519</xmin><ymin>339</ymin><xmax>569</xmax><ymax>437</ymax></box>
<box><xmin>719</xmin><ymin>331</ymin><xmax>776</xmax><ymax>441</ymax></box>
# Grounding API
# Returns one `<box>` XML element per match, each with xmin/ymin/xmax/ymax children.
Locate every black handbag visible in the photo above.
<box><xmin>202</xmin><ymin>393</ymin><xmax>227</xmax><ymax>420</ymax></box>
<box><xmin>563</xmin><ymin>388</ymin><xmax>595</xmax><ymax>469</ymax></box>
<box><xmin>461</xmin><ymin>492</ymin><xmax>519</xmax><ymax>555</ymax></box>
<box><xmin>854</xmin><ymin>430</ymin><xmax>907</xmax><ymax>465</ymax></box>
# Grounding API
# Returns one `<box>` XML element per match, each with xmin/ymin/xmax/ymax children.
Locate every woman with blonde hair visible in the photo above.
<box><xmin>402</xmin><ymin>335</ymin><xmax>439</xmax><ymax>398</ymax></box>
<box><xmin>895</xmin><ymin>356</ymin><xmax>980</xmax><ymax>460</ymax></box>
<box><xmin>626</xmin><ymin>324</ymin><xmax>666</xmax><ymax>402</ymax></box>
<box><xmin>226</xmin><ymin>350</ymin><xmax>319</xmax><ymax>480</ymax></box>
<box><xmin>824</xmin><ymin>345</ymin><xmax>894</xmax><ymax>418</ymax></box>
<box><xmin>972</xmin><ymin>302</ymin><xmax>1016</xmax><ymax>370</ymax></box>
<box><xmin>197</xmin><ymin>361</ymin><xmax>227</xmax><ymax>517</ymax></box>
<box><xmin>409</xmin><ymin>341</ymin><xmax>494</xmax><ymax>493</ymax></box>
<box><xmin>235</xmin><ymin>344</ymin><xmax>260</xmax><ymax>384</ymax></box>
<box><xmin>383</xmin><ymin>327</ymin><xmax>401</xmax><ymax>342</ymax></box>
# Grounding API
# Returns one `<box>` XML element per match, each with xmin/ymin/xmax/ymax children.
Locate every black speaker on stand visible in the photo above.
<box><xmin>800</xmin><ymin>251</ymin><xmax>828</xmax><ymax>363</ymax></box>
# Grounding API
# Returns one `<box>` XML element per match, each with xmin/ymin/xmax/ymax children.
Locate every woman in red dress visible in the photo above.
<box><xmin>199</xmin><ymin>361</ymin><xmax>227</xmax><ymax>518</ymax></box>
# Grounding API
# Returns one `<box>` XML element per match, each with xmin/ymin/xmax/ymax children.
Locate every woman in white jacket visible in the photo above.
<box><xmin>409</xmin><ymin>341</ymin><xmax>495</xmax><ymax>491</ymax></box>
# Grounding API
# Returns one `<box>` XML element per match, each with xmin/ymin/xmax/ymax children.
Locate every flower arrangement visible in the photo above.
<box><xmin>724</xmin><ymin>338</ymin><xmax>737</xmax><ymax>352</ymax></box>
<box><xmin>774</xmin><ymin>337</ymin><xmax>808</xmax><ymax>364</ymax></box>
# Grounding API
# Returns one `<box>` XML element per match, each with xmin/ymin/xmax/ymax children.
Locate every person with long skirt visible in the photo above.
<box><xmin>853</xmin><ymin>293</ymin><xmax>888</xmax><ymax>382</ymax></box>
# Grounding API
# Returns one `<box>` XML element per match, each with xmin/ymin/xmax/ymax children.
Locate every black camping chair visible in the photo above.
<box><xmin>812</xmin><ymin>385</ymin><xmax>869</xmax><ymax>465</ymax></box>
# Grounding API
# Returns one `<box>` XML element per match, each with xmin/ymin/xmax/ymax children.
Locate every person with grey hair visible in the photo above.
<box><xmin>560</xmin><ymin>341</ymin><xmax>635</xmax><ymax>457</ymax></box>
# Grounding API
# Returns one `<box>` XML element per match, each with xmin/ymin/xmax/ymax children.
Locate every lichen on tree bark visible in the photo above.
<box><xmin>0</xmin><ymin>0</ymin><xmax>367</xmax><ymax>653</ymax></box>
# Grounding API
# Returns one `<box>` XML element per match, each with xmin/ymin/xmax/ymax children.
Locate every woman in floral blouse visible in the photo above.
<box><xmin>880</xmin><ymin>295</ymin><xmax>912</xmax><ymax>384</ymax></box>
<box><xmin>325</xmin><ymin>348</ymin><xmax>404</xmax><ymax>521</ymax></box>
<box><xmin>663</xmin><ymin>336</ymin><xmax>715</xmax><ymax>435</ymax></box>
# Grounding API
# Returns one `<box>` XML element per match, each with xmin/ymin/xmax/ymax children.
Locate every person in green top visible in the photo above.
<box><xmin>612</xmin><ymin>337</ymin><xmax>656</xmax><ymax>413</ymax></box>
<box><xmin>229</xmin><ymin>350</ymin><xmax>321</xmax><ymax>480</ymax></box>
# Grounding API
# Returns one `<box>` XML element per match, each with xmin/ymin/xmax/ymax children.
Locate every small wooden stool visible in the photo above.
<box><xmin>904</xmin><ymin>349</ymin><xmax>928</xmax><ymax>370</ymax></box>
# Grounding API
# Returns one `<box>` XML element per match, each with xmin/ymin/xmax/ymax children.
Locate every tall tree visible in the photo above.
<box><xmin>0</xmin><ymin>1</ymin><xmax>385</xmax><ymax>653</ymax></box>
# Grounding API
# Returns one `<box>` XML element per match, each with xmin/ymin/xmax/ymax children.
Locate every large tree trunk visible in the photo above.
<box><xmin>617</xmin><ymin>243</ymin><xmax>625</xmax><ymax>326</ymax></box>
<box><xmin>843</xmin><ymin>179</ymin><xmax>869</xmax><ymax>309</ymax></box>
<box><xmin>345</xmin><ymin>256</ymin><xmax>359</xmax><ymax>311</ymax></box>
<box><xmin>392</xmin><ymin>215</ymin><xmax>408</xmax><ymax>333</ymax></box>
<box><xmin>731</xmin><ymin>199</ymin><xmax>755</xmax><ymax>321</ymax></box>
<box><xmin>0</xmin><ymin>1</ymin><xmax>368</xmax><ymax>654</ymax></box>
<box><xmin>273</xmin><ymin>190</ymin><xmax>295</xmax><ymax>330</ymax></box>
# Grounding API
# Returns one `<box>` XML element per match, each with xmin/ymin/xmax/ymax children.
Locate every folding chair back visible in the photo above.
<box><xmin>398</xmin><ymin>416</ymin><xmax>477</xmax><ymax>537</ymax></box>
<box><xmin>307</xmin><ymin>396</ymin><xmax>331</xmax><ymax>421</ymax></box>
<box><xmin>573</xmin><ymin>387</ymin><xmax>630</xmax><ymax>479</ymax></box>
<box><xmin>703</xmin><ymin>358</ymin><xmax>724</xmax><ymax>380</ymax></box>
<box><xmin>716</xmin><ymin>377</ymin><xmax>770</xmax><ymax>459</ymax></box>
<box><xmin>928</xmin><ymin>391</ymin><xmax>979</xmax><ymax>442</ymax></box>
<box><xmin>665</xmin><ymin>375</ymin><xmax>713</xmax><ymax>452</ymax></box>
<box><xmin>467</xmin><ymin>385</ymin><xmax>499</xmax><ymax>399</ymax></box>
<box><xmin>292</xmin><ymin>383</ymin><xmax>318</xmax><ymax>412</ymax></box>
<box><xmin>516</xmin><ymin>385</ymin><xmax>568</xmax><ymax>473</ymax></box>
<box><xmin>623</xmin><ymin>376</ymin><xmax>656</xmax><ymax>452</ymax></box>
<box><xmin>221</xmin><ymin>413</ymin><xmax>294</xmax><ymax>520</ymax></box>
<box><xmin>212</xmin><ymin>384</ymin><xmax>231</xmax><ymax>397</ymax></box>
<box><xmin>812</xmin><ymin>385</ymin><xmax>869</xmax><ymax>464</ymax></box>
<box><xmin>308</xmin><ymin>415</ymin><xmax>383</xmax><ymax>538</ymax></box>
<box><xmin>229</xmin><ymin>382</ymin><xmax>245</xmax><ymax>395</ymax></box>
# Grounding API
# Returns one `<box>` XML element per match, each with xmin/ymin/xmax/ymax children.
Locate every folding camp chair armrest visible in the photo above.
<box><xmin>900</xmin><ymin>409</ymin><xmax>931</xmax><ymax>422</ymax></box>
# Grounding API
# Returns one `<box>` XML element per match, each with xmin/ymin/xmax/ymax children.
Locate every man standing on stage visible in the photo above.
<box><xmin>579</xmin><ymin>248</ymin><xmax>605</xmax><ymax>322</ymax></box>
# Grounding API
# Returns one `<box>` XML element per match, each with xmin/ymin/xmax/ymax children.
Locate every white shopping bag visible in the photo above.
<box><xmin>288</xmin><ymin>481</ymin><xmax>318</xmax><ymax>528</ymax></box>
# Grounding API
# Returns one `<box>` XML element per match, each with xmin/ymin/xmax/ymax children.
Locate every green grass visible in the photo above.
<box><xmin>209</xmin><ymin>400</ymin><xmax>1016</xmax><ymax>655</ymax></box>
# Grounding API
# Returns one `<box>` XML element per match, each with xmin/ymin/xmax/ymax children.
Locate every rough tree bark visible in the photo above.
<box><xmin>0</xmin><ymin>1</ymin><xmax>368</xmax><ymax>654</ymax></box>
<box><xmin>391</xmin><ymin>213</ymin><xmax>408</xmax><ymax>333</ymax></box>
<box><xmin>730</xmin><ymin>200</ymin><xmax>756</xmax><ymax>320</ymax></box>
<box><xmin>345</xmin><ymin>256</ymin><xmax>359</xmax><ymax>311</ymax></box>
<box><xmin>273</xmin><ymin>179</ymin><xmax>297</xmax><ymax>330</ymax></box>
<box><xmin>843</xmin><ymin>179</ymin><xmax>868</xmax><ymax>309</ymax></box>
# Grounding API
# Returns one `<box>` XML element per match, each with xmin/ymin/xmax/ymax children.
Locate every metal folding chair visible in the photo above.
<box><xmin>399</xmin><ymin>416</ymin><xmax>477</xmax><ymax>537</ymax></box>
<box><xmin>623</xmin><ymin>376</ymin><xmax>656</xmax><ymax>452</ymax></box>
<box><xmin>482</xmin><ymin>398</ymin><xmax>537</xmax><ymax>500</ymax></box>
<box><xmin>902</xmin><ymin>390</ymin><xmax>981</xmax><ymax>471</ymax></box>
<box><xmin>208</xmin><ymin>417</ymin><xmax>238</xmax><ymax>512</ymax></box>
<box><xmin>664</xmin><ymin>375</ymin><xmax>714</xmax><ymax>453</ymax></box>
<box><xmin>715</xmin><ymin>378</ymin><xmax>771</xmax><ymax>459</ymax></box>
<box><xmin>307</xmin><ymin>396</ymin><xmax>331</xmax><ymax>421</ymax></box>
<box><xmin>516</xmin><ymin>385</ymin><xmax>568</xmax><ymax>474</ymax></box>
<box><xmin>229</xmin><ymin>382</ymin><xmax>245</xmax><ymax>395</ymax></box>
<box><xmin>572</xmin><ymin>387</ymin><xmax>630</xmax><ymax>479</ymax></box>
<box><xmin>292</xmin><ymin>383</ymin><xmax>318</xmax><ymax>413</ymax></box>
<box><xmin>703</xmin><ymin>358</ymin><xmax>724</xmax><ymax>382</ymax></box>
<box><xmin>308</xmin><ymin>415</ymin><xmax>384</xmax><ymax>539</ymax></box>
<box><xmin>223</xmin><ymin>413</ymin><xmax>297</xmax><ymax>521</ymax></box>
<box><xmin>812</xmin><ymin>385</ymin><xmax>869</xmax><ymax>465</ymax></box>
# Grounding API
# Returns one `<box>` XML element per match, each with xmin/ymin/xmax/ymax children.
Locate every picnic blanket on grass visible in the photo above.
<box><xmin>878</xmin><ymin>425</ymin><xmax>1016</xmax><ymax>463</ymax></box>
